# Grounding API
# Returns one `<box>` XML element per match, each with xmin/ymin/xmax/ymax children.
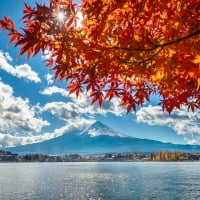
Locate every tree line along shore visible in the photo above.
<box><xmin>1</xmin><ymin>150</ymin><xmax>200</xmax><ymax>162</ymax></box>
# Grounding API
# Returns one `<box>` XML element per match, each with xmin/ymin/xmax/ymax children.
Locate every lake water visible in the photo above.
<box><xmin>0</xmin><ymin>162</ymin><xmax>200</xmax><ymax>200</ymax></box>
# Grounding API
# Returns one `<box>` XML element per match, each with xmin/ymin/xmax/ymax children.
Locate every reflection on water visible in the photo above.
<box><xmin>0</xmin><ymin>162</ymin><xmax>200</xmax><ymax>200</ymax></box>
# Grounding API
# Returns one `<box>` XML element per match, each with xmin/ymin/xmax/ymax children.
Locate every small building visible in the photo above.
<box><xmin>188</xmin><ymin>153</ymin><xmax>200</xmax><ymax>161</ymax></box>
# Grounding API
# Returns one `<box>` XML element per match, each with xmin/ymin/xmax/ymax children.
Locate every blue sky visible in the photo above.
<box><xmin>0</xmin><ymin>0</ymin><xmax>199</xmax><ymax>147</ymax></box>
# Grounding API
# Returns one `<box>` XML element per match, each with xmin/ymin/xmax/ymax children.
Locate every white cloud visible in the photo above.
<box><xmin>44</xmin><ymin>73</ymin><xmax>54</xmax><ymax>85</ymax></box>
<box><xmin>0</xmin><ymin>81</ymin><xmax>49</xmax><ymax>134</ymax></box>
<box><xmin>41</xmin><ymin>49</ymin><xmax>53</xmax><ymax>61</ymax></box>
<box><xmin>186</xmin><ymin>138</ymin><xmax>199</xmax><ymax>145</ymax></box>
<box><xmin>0</xmin><ymin>118</ymin><xmax>94</xmax><ymax>147</ymax></box>
<box><xmin>40</xmin><ymin>86</ymin><xmax>126</xmax><ymax>117</ymax></box>
<box><xmin>4</xmin><ymin>52</ymin><xmax>12</xmax><ymax>62</ymax></box>
<box><xmin>136</xmin><ymin>105</ymin><xmax>200</xmax><ymax>144</ymax></box>
<box><xmin>0</xmin><ymin>51</ymin><xmax>41</xmax><ymax>83</ymax></box>
<box><xmin>72</xmin><ymin>92</ymin><xmax>125</xmax><ymax>116</ymax></box>
<box><xmin>76</xmin><ymin>10</ymin><xmax>83</xmax><ymax>28</ymax></box>
<box><xmin>40</xmin><ymin>86</ymin><xmax>69</xmax><ymax>97</ymax></box>
<box><xmin>0</xmin><ymin>131</ymin><xmax>60</xmax><ymax>148</ymax></box>
<box><xmin>43</xmin><ymin>101</ymin><xmax>80</xmax><ymax>121</ymax></box>
<box><xmin>15</xmin><ymin>64</ymin><xmax>41</xmax><ymax>83</ymax></box>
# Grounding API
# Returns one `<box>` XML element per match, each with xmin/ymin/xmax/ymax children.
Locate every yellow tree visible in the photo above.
<box><xmin>0</xmin><ymin>0</ymin><xmax>200</xmax><ymax>113</ymax></box>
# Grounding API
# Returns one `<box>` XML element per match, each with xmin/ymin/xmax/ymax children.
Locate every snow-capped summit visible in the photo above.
<box><xmin>81</xmin><ymin>121</ymin><xmax>128</xmax><ymax>138</ymax></box>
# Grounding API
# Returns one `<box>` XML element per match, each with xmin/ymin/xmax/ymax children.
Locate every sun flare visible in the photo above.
<box><xmin>57</xmin><ymin>11</ymin><xmax>65</xmax><ymax>22</ymax></box>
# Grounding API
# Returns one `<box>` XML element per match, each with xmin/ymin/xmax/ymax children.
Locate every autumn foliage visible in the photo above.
<box><xmin>0</xmin><ymin>0</ymin><xmax>200</xmax><ymax>113</ymax></box>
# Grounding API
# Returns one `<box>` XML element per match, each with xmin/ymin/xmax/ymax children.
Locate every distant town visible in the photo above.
<box><xmin>1</xmin><ymin>150</ymin><xmax>200</xmax><ymax>162</ymax></box>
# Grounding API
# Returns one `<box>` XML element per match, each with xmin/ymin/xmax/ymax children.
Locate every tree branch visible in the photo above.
<box><xmin>125</xmin><ymin>47</ymin><xmax>164</xmax><ymax>65</ymax></box>
<box><xmin>99</xmin><ymin>29</ymin><xmax>200</xmax><ymax>52</ymax></box>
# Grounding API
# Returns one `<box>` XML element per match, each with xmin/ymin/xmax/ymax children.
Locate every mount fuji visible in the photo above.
<box><xmin>7</xmin><ymin>121</ymin><xmax>200</xmax><ymax>154</ymax></box>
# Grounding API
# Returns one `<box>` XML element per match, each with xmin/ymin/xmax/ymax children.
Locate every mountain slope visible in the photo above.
<box><xmin>7</xmin><ymin>121</ymin><xmax>200</xmax><ymax>154</ymax></box>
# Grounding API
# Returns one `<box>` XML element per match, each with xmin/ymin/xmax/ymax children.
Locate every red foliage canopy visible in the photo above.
<box><xmin>0</xmin><ymin>0</ymin><xmax>200</xmax><ymax>113</ymax></box>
